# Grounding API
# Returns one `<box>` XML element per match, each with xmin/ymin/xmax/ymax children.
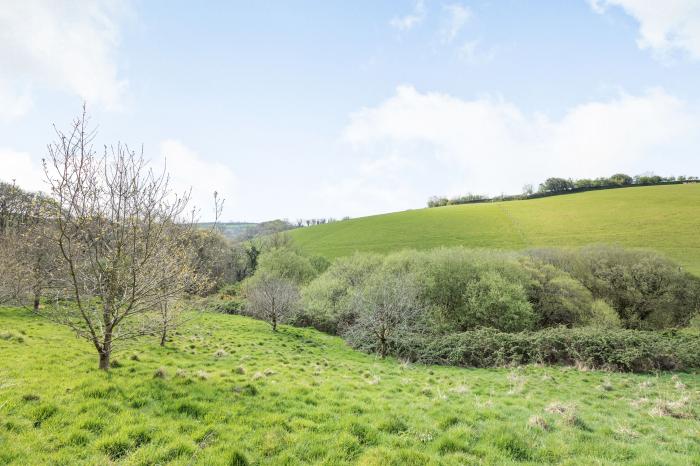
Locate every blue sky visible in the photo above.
<box><xmin>1</xmin><ymin>0</ymin><xmax>700</xmax><ymax>221</ymax></box>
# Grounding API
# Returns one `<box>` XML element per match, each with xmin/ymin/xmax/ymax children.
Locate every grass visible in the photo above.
<box><xmin>290</xmin><ymin>184</ymin><xmax>700</xmax><ymax>275</ymax></box>
<box><xmin>0</xmin><ymin>306</ymin><xmax>699</xmax><ymax>464</ymax></box>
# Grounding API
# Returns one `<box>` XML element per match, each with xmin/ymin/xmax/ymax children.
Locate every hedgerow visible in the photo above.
<box><xmin>403</xmin><ymin>327</ymin><xmax>700</xmax><ymax>372</ymax></box>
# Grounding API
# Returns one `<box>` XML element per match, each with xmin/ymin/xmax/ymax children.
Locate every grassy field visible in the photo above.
<box><xmin>0</xmin><ymin>306</ymin><xmax>698</xmax><ymax>465</ymax></box>
<box><xmin>290</xmin><ymin>184</ymin><xmax>700</xmax><ymax>275</ymax></box>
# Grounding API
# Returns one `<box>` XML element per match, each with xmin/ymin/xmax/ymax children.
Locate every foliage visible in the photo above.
<box><xmin>297</xmin><ymin>252</ymin><xmax>383</xmax><ymax>333</ymax></box>
<box><xmin>254</xmin><ymin>246</ymin><xmax>320</xmax><ymax>286</ymax></box>
<box><xmin>414</xmin><ymin>327</ymin><xmax>700</xmax><ymax>372</ymax></box>
<box><xmin>522</xmin><ymin>259</ymin><xmax>595</xmax><ymax>327</ymax></box>
<box><xmin>583</xmin><ymin>299</ymin><xmax>621</xmax><ymax>328</ymax></box>
<box><xmin>187</xmin><ymin>230</ymin><xmax>257</xmax><ymax>293</ymax></box>
<box><xmin>530</xmin><ymin>245</ymin><xmax>700</xmax><ymax>329</ymax></box>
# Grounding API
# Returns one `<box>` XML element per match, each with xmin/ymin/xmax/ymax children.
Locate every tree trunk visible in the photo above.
<box><xmin>33</xmin><ymin>293</ymin><xmax>40</xmax><ymax>312</ymax></box>
<box><xmin>98</xmin><ymin>350</ymin><xmax>111</xmax><ymax>371</ymax></box>
<box><xmin>160</xmin><ymin>326</ymin><xmax>168</xmax><ymax>346</ymax></box>
<box><xmin>379</xmin><ymin>337</ymin><xmax>387</xmax><ymax>358</ymax></box>
<box><xmin>99</xmin><ymin>327</ymin><xmax>113</xmax><ymax>371</ymax></box>
<box><xmin>271</xmin><ymin>317</ymin><xmax>277</xmax><ymax>332</ymax></box>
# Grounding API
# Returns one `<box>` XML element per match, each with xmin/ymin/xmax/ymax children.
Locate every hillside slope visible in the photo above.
<box><xmin>291</xmin><ymin>184</ymin><xmax>700</xmax><ymax>274</ymax></box>
<box><xmin>0</xmin><ymin>307</ymin><xmax>698</xmax><ymax>464</ymax></box>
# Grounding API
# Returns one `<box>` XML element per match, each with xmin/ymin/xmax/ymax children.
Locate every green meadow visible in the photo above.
<box><xmin>1</xmin><ymin>306</ymin><xmax>698</xmax><ymax>465</ymax></box>
<box><xmin>291</xmin><ymin>184</ymin><xmax>700</xmax><ymax>275</ymax></box>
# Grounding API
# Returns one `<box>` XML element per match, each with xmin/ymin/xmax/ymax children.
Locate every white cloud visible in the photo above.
<box><xmin>590</xmin><ymin>0</ymin><xmax>700</xmax><ymax>59</ymax></box>
<box><xmin>0</xmin><ymin>149</ymin><xmax>46</xmax><ymax>192</ymax></box>
<box><xmin>341</xmin><ymin>85</ymin><xmax>700</xmax><ymax>204</ymax></box>
<box><xmin>390</xmin><ymin>0</ymin><xmax>426</xmax><ymax>31</ymax></box>
<box><xmin>0</xmin><ymin>0</ymin><xmax>130</xmax><ymax>119</ymax></box>
<box><xmin>440</xmin><ymin>3</ymin><xmax>471</xmax><ymax>44</ymax></box>
<box><xmin>157</xmin><ymin>140</ymin><xmax>237</xmax><ymax>221</ymax></box>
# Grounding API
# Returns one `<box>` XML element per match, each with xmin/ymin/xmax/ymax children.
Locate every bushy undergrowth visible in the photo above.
<box><xmin>297</xmin><ymin>246</ymin><xmax>700</xmax><ymax>337</ymax></box>
<box><xmin>404</xmin><ymin>327</ymin><xmax>700</xmax><ymax>372</ymax></box>
<box><xmin>223</xmin><ymin>243</ymin><xmax>700</xmax><ymax>371</ymax></box>
<box><xmin>250</xmin><ymin>244</ymin><xmax>700</xmax><ymax>370</ymax></box>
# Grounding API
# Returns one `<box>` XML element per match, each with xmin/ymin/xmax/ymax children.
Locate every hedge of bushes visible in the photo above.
<box><xmin>398</xmin><ymin>327</ymin><xmax>700</xmax><ymax>372</ymax></box>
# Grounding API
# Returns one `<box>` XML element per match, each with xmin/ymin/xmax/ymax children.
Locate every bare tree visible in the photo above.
<box><xmin>245</xmin><ymin>272</ymin><xmax>299</xmax><ymax>331</ymax></box>
<box><xmin>345</xmin><ymin>273</ymin><xmax>422</xmax><ymax>358</ymax></box>
<box><xmin>0</xmin><ymin>184</ymin><xmax>59</xmax><ymax>310</ymax></box>
<box><xmin>155</xmin><ymin>297</ymin><xmax>187</xmax><ymax>347</ymax></box>
<box><xmin>41</xmin><ymin>108</ymin><xmax>201</xmax><ymax>370</ymax></box>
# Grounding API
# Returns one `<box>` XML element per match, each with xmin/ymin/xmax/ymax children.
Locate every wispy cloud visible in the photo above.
<box><xmin>390</xmin><ymin>0</ymin><xmax>427</xmax><ymax>31</ymax></box>
<box><xmin>440</xmin><ymin>3</ymin><xmax>471</xmax><ymax>43</ymax></box>
<box><xmin>589</xmin><ymin>0</ymin><xmax>700</xmax><ymax>60</ymax></box>
<box><xmin>457</xmin><ymin>39</ymin><xmax>496</xmax><ymax>64</ymax></box>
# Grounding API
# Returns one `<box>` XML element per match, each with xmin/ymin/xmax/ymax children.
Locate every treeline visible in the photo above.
<box><xmin>428</xmin><ymin>173</ymin><xmax>700</xmax><ymax>207</ymax></box>
<box><xmin>232</xmin><ymin>244</ymin><xmax>700</xmax><ymax>372</ymax></box>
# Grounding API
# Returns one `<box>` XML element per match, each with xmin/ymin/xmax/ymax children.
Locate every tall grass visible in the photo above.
<box><xmin>0</xmin><ymin>307</ymin><xmax>698</xmax><ymax>464</ymax></box>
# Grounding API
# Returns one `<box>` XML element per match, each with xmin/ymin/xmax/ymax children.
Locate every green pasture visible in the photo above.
<box><xmin>0</xmin><ymin>307</ymin><xmax>698</xmax><ymax>465</ymax></box>
<box><xmin>291</xmin><ymin>184</ymin><xmax>700</xmax><ymax>275</ymax></box>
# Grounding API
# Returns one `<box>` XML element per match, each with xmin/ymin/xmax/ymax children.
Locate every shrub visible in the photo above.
<box><xmin>409</xmin><ymin>327</ymin><xmax>700</xmax><ymax>372</ymax></box>
<box><xmin>298</xmin><ymin>252</ymin><xmax>383</xmax><ymax>334</ymax></box>
<box><xmin>584</xmin><ymin>300</ymin><xmax>621</xmax><ymax>328</ymax></box>
<box><xmin>523</xmin><ymin>259</ymin><xmax>595</xmax><ymax>327</ymax></box>
<box><xmin>211</xmin><ymin>298</ymin><xmax>246</xmax><ymax>315</ymax></box>
<box><xmin>463</xmin><ymin>272</ymin><xmax>534</xmax><ymax>331</ymax></box>
<box><xmin>420</xmin><ymin>248</ymin><xmax>533</xmax><ymax>332</ymax></box>
<box><xmin>529</xmin><ymin>245</ymin><xmax>700</xmax><ymax>329</ymax></box>
<box><xmin>255</xmin><ymin>247</ymin><xmax>318</xmax><ymax>285</ymax></box>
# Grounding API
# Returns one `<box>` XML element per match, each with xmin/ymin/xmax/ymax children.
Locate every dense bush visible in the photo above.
<box><xmin>297</xmin><ymin>253</ymin><xmax>383</xmax><ymax>333</ymax></box>
<box><xmin>296</xmin><ymin>246</ymin><xmax>699</xmax><ymax>337</ymax></box>
<box><xmin>410</xmin><ymin>327</ymin><xmax>700</xmax><ymax>372</ymax></box>
<box><xmin>529</xmin><ymin>245</ymin><xmax>700</xmax><ymax>329</ymax></box>
<box><xmin>254</xmin><ymin>247</ymin><xmax>319</xmax><ymax>285</ymax></box>
<box><xmin>421</xmin><ymin>249</ymin><xmax>534</xmax><ymax>332</ymax></box>
<box><xmin>245</xmin><ymin>243</ymin><xmax>700</xmax><ymax>370</ymax></box>
<box><xmin>521</xmin><ymin>260</ymin><xmax>595</xmax><ymax>327</ymax></box>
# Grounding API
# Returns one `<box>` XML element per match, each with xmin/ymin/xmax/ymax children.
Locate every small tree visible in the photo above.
<box><xmin>41</xmin><ymin>108</ymin><xmax>201</xmax><ymax>370</ymax></box>
<box><xmin>345</xmin><ymin>272</ymin><xmax>422</xmax><ymax>358</ymax></box>
<box><xmin>155</xmin><ymin>298</ymin><xmax>187</xmax><ymax>346</ymax></box>
<box><xmin>245</xmin><ymin>272</ymin><xmax>299</xmax><ymax>331</ymax></box>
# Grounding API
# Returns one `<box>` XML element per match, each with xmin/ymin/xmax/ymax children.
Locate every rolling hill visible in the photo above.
<box><xmin>291</xmin><ymin>184</ymin><xmax>700</xmax><ymax>275</ymax></box>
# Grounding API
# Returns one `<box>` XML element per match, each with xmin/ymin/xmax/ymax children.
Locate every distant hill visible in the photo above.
<box><xmin>199</xmin><ymin>219</ymin><xmax>298</xmax><ymax>241</ymax></box>
<box><xmin>198</xmin><ymin>222</ymin><xmax>257</xmax><ymax>241</ymax></box>
<box><xmin>291</xmin><ymin>184</ymin><xmax>700</xmax><ymax>275</ymax></box>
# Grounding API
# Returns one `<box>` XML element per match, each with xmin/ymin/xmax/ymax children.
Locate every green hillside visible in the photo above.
<box><xmin>291</xmin><ymin>184</ymin><xmax>700</xmax><ymax>275</ymax></box>
<box><xmin>1</xmin><ymin>307</ymin><xmax>698</xmax><ymax>464</ymax></box>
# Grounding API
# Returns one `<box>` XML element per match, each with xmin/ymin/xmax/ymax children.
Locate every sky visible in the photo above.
<box><xmin>1</xmin><ymin>0</ymin><xmax>700</xmax><ymax>222</ymax></box>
